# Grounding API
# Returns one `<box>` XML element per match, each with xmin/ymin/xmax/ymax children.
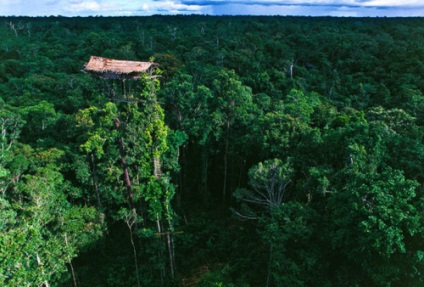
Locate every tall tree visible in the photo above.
<box><xmin>77</xmin><ymin>74</ymin><xmax>180</xmax><ymax>285</ymax></box>
<box><xmin>212</xmin><ymin>69</ymin><xmax>253</xmax><ymax>204</ymax></box>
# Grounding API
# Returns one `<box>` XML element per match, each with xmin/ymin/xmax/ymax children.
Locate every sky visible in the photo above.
<box><xmin>1</xmin><ymin>0</ymin><xmax>423</xmax><ymax>17</ymax></box>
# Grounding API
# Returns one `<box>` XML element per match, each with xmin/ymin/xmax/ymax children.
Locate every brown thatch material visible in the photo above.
<box><xmin>85</xmin><ymin>56</ymin><xmax>155</xmax><ymax>79</ymax></box>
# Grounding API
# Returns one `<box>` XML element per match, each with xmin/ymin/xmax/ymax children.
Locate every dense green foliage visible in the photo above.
<box><xmin>1</xmin><ymin>15</ymin><xmax>423</xmax><ymax>286</ymax></box>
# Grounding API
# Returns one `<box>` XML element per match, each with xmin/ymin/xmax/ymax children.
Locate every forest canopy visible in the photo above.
<box><xmin>0</xmin><ymin>15</ymin><xmax>423</xmax><ymax>286</ymax></box>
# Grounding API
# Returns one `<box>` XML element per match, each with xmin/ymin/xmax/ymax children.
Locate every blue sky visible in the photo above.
<box><xmin>1</xmin><ymin>0</ymin><xmax>423</xmax><ymax>17</ymax></box>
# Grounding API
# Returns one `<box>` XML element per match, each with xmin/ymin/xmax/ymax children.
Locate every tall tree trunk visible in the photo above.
<box><xmin>36</xmin><ymin>252</ymin><xmax>50</xmax><ymax>287</ymax></box>
<box><xmin>64</xmin><ymin>233</ymin><xmax>78</xmax><ymax>287</ymax></box>
<box><xmin>167</xmin><ymin>230</ymin><xmax>175</xmax><ymax>279</ymax></box>
<box><xmin>238</xmin><ymin>157</ymin><xmax>244</xmax><ymax>188</ymax></box>
<box><xmin>166</xmin><ymin>203</ymin><xmax>176</xmax><ymax>279</ymax></box>
<box><xmin>89</xmin><ymin>153</ymin><xmax>102</xmax><ymax>209</ymax></box>
<box><xmin>266</xmin><ymin>245</ymin><xmax>273</xmax><ymax>287</ymax></box>
<box><xmin>156</xmin><ymin>214</ymin><xmax>165</xmax><ymax>285</ymax></box>
<box><xmin>179</xmin><ymin>145</ymin><xmax>185</xmax><ymax>202</ymax></box>
<box><xmin>222</xmin><ymin>121</ymin><xmax>230</xmax><ymax>204</ymax></box>
<box><xmin>201</xmin><ymin>144</ymin><xmax>210</xmax><ymax>205</ymax></box>
<box><xmin>113</xmin><ymin>118</ymin><xmax>134</xmax><ymax>209</ymax></box>
<box><xmin>126</xmin><ymin>212</ymin><xmax>141</xmax><ymax>287</ymax></box>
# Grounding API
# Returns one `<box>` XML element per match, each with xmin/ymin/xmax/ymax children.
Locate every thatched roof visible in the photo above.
<box><xmin>85</xmin><ymin>56</ymin><xmax>155</xmax><ymax>79</ymax></box>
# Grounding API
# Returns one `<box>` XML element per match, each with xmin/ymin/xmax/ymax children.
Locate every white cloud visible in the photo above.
<box><xmin>138</xmin><ymin>1</ymin><xmax>206</xmax><ymax>14</ymax></box>
<box><xmin>0</xmin><ymin>0</ymin><xmax>423</xmax><ymax>16</ymax></box>
<box><xmin>180</xmin><ymin>0</ymin><xmax>424</xmax><ymax>8</ymax></box>
<box><xmin>67</xmin><ymin>1</ymin><xmax>101</xmax><ymax>12</ymax></box>
<box><xmin>363</xmin><ymin>0</ymin><xmax>424</xmax><ymax>6</ymax></box>
<box><xmin>186</xmin><ymin>0</ymin><xmax>424</xmax><ymax>16</ymax></box>
<box><xmin>0</xmin><ymin>0</ymin><xmax>26</xmax><ymax>15</ymax></box>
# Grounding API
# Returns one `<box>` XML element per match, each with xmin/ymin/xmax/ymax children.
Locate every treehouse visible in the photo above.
<box><xmin>84</xmin><ymin>56</ymin><xmax>156</xmax><ymax>100</ymax></box>
<box><xmin>84</xmin><ymin>56</ymin><xmax>163</xmax><ymax>180</ymax></box>
<box><xmin>85</xmin><ymin>56</ymin><xmax>155</xmax><ymax>80</ymax></box>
